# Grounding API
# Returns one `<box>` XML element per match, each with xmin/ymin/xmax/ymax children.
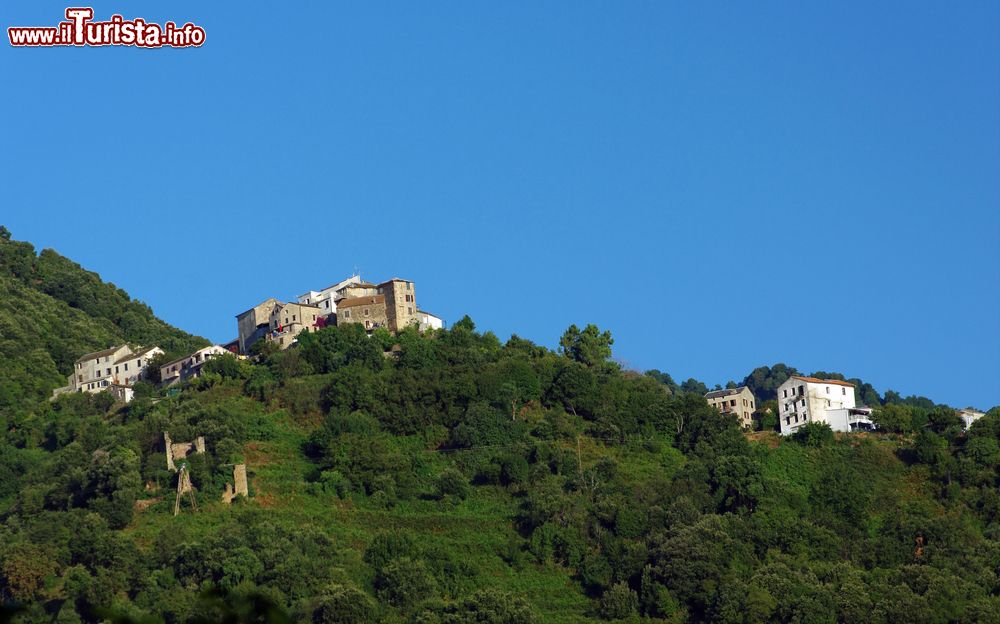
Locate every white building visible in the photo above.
<box><xmin>777</xmin><ymin>376</ymin><xmax>874</xmax><ymax>435</ymax></box>
<box><xmin>58</xmin><ymin>344</ymin><xmax>164</xmax><ymax>402</ymax></box>
<box><xmin>160</xmin><ymin>345</ymin><xmax>231</xmax><ymax>385</ymax></box>
<box><xmin>297</xmin><ymin>275</ymin><xmax>362</xmax><ymax>317</ymax></box>
<box><xmin>417</xmin><ymin>310</ymin><xmax>445</xmax><ymax>331</ymax></box>
<box><xmin>958</xmin><ymin>408</ymin><xmax>986</xmax><ymax>430</ymax></box>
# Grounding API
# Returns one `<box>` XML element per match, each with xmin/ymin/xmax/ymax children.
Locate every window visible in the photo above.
<box><xmin>800</xmin><ymin>399</ymin><xmax>805</xmax><ymax>407</ymax></box>
<box><xmin>106</xmin><ymin>368</ymin><xmax>111</xmax><ymax>376</ymax></box>
<box><xmin>78</xmin><ymin>375</ymin><xmax>82</xmax><ymax>382</ymax></box>
<box><xmin>826</xmin><ymin>400</ymin><xmax>830</xmax><ymax>407</ymax></box>
<box><xmin>115</xmin><ymin>366</ymin><xmax>119</xmax><ymax>374</ymax></box>
<box><xmin>324</xmin><ymin>301</ymin><xmax>329</xmax><ymax>308</ymax></box>
<box><xmin>408</xmin><ymin>307</ymin><xmax>413</xmax><ymax>314</ymax></box>
<box><xmin>124</xmin><ymin>363</ymin><xmax>129</xmax><ymax>371</ymax></box>
<box><xmin>292</xmin><ymin>315</ymin><xmax>296</xmax><ymax>322</ymax></box>
<box><xmin>730</xmin><ymin>400</ymin><xmax>736</xmax><ymax>406</ymax></box>
<box><xmin>826</xmin><ymin>386</ymin><xmax>830</xmax><ymax>394</ymax></box>
<box><xmin>344</xmin><ymin>310</ymin><xmax>351</xmax><ymax>319</ymax></box>
<box><xmin>96</xmin><ymin>370</ymin><xmax>101</xmax><ymax>377</ymax></box>
<box><xmin>782</xmin><ymin>389</ymin><xmax>787</xmax><ymax>398</ymax></box>
<box><xmin>364</xmin><ymin>308</ymin><xmax>370</xmax><ymax>316</ymax></box>
<box><xmin>842</xmin><ymin>387</ymin><xmax>846</xmax><ymax>395</ymax></box>
<box><xmin>137</xmin><ymin>360</ymin><xmax>142</xmax><ymax>366</ymax></box>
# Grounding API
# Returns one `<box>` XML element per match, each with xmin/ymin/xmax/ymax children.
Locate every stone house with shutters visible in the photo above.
<box><xmin>337</xmin><ymin>295</ymin><xmax>388</xmax><ymax>331</ymax></box>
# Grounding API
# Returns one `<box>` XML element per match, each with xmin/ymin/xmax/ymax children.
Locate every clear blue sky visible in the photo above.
<box><xmin>2</xmin><ymin>2</ymin><xmax>998</xmax><ymax>409</ymax></box>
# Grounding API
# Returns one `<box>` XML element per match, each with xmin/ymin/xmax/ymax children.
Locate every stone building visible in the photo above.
<box><xmin>267</xmin><ymin>301</ymin><xmax>321</xmax><ymax>348</ymax></box>
<box><xmin>378</xmin><ymin>278</ymin><xmax>418</xmax><ymax>331</ymax></box>
<box><xmin>705</xmin><ymin>386</ymin><xmax>756</xmax><ymax>429</ymax></box>
<box><xmin>337</xmin><ymin>295</ymin><xmax>388</xmax><ymax>331</ymax></box>
<box><xmin>236</xmin><ymin>297</ymin><xmax>280</xmax><ymax>354</ymax></box>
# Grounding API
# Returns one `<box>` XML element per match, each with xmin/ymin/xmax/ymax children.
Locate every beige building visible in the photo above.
<box><xmin>236</xmin><ymin>297</ymin><xmax>280</xmax><ymax>354</ymax></box>
<box><xmin>160</xmin><ymin>345</ymin><xmax>230</xmax><ymax>385</ymax></box>
<box><xmin>705</xmin><ymin>386</ymin><xmax>756</xmax><ymax>429</ymax></box>
<box><xmin>56</xmin><ymin>344</ymin><xmax>164</xmax><ymax>401</ymax></box>
<box><xmin>337</xmin><ymin>295</ymin><xmax>388</xmax><ymax>331</ymax></box>
<box><xmin>267</xmin><ymin>301</ymin><xmax>321</xmax><ymax>348</ymax></box>
<box><xmin>377</xmin><ymin>278</ymin><xmax>419</xmax><ymax>331</ymax></box>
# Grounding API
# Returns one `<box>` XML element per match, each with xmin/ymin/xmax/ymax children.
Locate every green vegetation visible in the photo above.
<box><xmin>1</xmin><ymin>229</ymin><xmax>999</xmax><ymax>623</ymax></box>
<box><xmin>0</xmin><ymin>231</ymin><xmax>207</xmax><ymax>413</ymax></box>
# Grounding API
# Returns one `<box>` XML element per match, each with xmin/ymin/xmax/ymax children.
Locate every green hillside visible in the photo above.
<box><xmin>0</xmin><ymin>228</ymin><xmax>208</xmax><ymax>412</ymax></box>
<box><xmin>0</xmin><ymin>230</ymin><xmax>998</xmax><ymax>624</ymax></box>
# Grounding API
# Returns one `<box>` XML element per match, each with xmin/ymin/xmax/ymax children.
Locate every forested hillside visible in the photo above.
<box><xmin>0</xmin><ymin>227</ymin><xmax>207</xmax><ymax>412</ymax></box>
<box><xmin>0</xmin><ymin>230</ymin><xmax>998</xmax><ymax>623</ymax></box>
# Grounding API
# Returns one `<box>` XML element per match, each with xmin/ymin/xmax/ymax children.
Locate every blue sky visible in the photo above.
<box><xmin>2</xmin><ymin>2</ymin><xmax>998</xmax><ymax>409</ymax></box>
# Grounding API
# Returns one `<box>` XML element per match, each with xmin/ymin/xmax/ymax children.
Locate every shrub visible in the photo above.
<box><xmin>792</xmin><ymin>422</ymin><xmax>834</xmax><ymax>447</ymax></box>
<box><xmin>435</xmin><ymin>468</ymin><xmax>470</xmax><ymax>501</ymax></box>
<box><xmin>374</xmin><ymin>557</ymin><xmax>437</xmax><ymax>609</ymax></box>
<box><xmin>313</xmin><ymin>585</ymin><xmax>377</xmax><ymax>624</ymax></box>
<box><xmin>600</xmin><ymin>582</ymin><xmax>639</xmax><ymax>620</ymax></box>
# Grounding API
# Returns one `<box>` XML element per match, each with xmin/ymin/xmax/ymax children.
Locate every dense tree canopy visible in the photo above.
<box><xmin>1</xmin><ymin>228</ymin><xmax>999</xmax><ymax>623</ymax></box>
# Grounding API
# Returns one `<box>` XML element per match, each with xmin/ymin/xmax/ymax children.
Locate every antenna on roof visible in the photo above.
<box><xmin>353</xmin><ymin>265</ymin><xmax>360</xmax><ymax>279</ymax></box>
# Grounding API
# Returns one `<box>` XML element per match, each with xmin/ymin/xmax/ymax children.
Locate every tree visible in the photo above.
<box><xmin>374</xmin><ymin>558</ymin><xmax>437</xmax><ymax>609</ymax></box>
<box><xmin>679</xmin><ymin>378</ymin><xmax>708</xmax><ymax>395</ymax></box>
<box><xmin>559</xmin><ymin>324</ymin><xmax>613</xmax><ymax>368</ymax></box>
<box><xmin>312</xmin><ymin>585</ymin><xmax>376</xmax><ymax>624</ymax></box>
<box><xmin>645</xmin><ymin>370</ymin><xmax>678</xmax><ymax>394</ymax></box>
<box><xmin>600</xmin><ymin>582</ymin><xmax>639</xmax><ymax>620</ymax></box>
<box><xmin>435</xmin><ymin>468</ymin><xmax>470</xmax><ymax>501</ymax></box>
<box><xmin>0</xmin><ymin>226</ymin><xmax>11</xmax><ymax>241</ymax></box>
<box><xmin>872</xmin><ymin>404</ymin><xmax>913</xmax><ymax>433</ymax></box>
<box><xmin>792</xmin><ymin>422</ymin><xmax>834</xmax><ymax>447</ymax></box>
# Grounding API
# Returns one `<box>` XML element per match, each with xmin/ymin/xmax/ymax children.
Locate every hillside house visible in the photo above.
<box><xmin>417</xmin><ymin>310</ymin><xmax>444</xmax><ymax>331</ymax></box>
<box><xmin>296</xmin><ymin>275</ymin><xmax>363</xmax><ymax>317</ymax></box>
<box><xmin>236</xmin><ymin>297</ymin><xmax>280</xmax><ymax>354</ymax></box>
<box><xmin>160</xmin><ymin>345</ymin><xmax>230</xmax><ymax>385</ymax></box>
<box><xmin>54</xmin><ymin>344</ymin><xmax>164</xmax><ymax>402</ymax></box>
<box><xmin>777</xmin><ymin>376</ymin><xmax>874</xmax><ymax>435</ymax></box>
<box><xmin>958</xmin><ymin>408</ymin><xmax>986</xmax><ymax>430</ymax></box>
<box><xmin>337</xmin><ymin>295</ymin><xmax>388</xmax><ymax>331</ymax></box>
<box><xmin>705</xmin><ymin>386</ymin><xmax>756</xmax><ymax>429</ymax></box>
<box><xmin>267</xmin><ymin>301</ymin><xmax>321</xmax><ymax>348</ymax></box>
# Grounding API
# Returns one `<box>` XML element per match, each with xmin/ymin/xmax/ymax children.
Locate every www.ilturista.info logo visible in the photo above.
<box><xmin>8</xmin><ymin>8</ymin><xmax>205</xmax><ymax>48</ymax></box>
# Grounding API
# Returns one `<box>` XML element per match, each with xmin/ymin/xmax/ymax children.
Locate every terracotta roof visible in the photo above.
<box><xmin>337</xmin><ymin>295</ymin><xmax>385</xmax><ymax>309</ymax></box>
<box><xmin>790</xmin><ymin>376</ymin><xmax>855</xmax><ymax>388</ymax></box>
<box><xmin>705</xmin><ymin>386</ymin><xmax>750</xmax><ymax>399</ymax></box>
<box><xmin>76</xmin><ymin>345</ymin><xmax>126</xmax><ymax>363</ymax></box>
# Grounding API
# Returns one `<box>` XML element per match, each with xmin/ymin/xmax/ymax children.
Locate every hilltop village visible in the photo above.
<box><xmin>50</xmin><ymin>273</ymin><xmax>989</xmax><ymax>438</ymax></box>
<box><xmin>52</xmin><ymin>274</ymin><xmax>444</xmax><ymax>402</ymax></box>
